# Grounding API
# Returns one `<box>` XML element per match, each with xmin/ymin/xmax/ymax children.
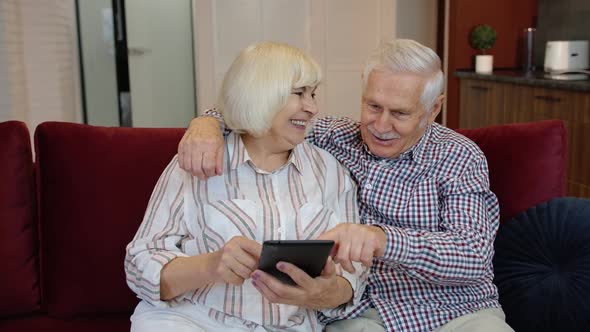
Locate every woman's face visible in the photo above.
<box><xmin>267</xmin><ymin>86</ymin><xmax>318</xmax><ymax>150</ymax></box>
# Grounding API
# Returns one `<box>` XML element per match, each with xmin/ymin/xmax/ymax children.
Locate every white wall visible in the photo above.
<box><xmin>194</xmin><ymin>0</ymin><xmax>438</xmax><ymax>121</ymax></box>
<box><xmin>0</xmin><ymin>4</ymin><xmax>11</xmax><ymax>121</ymax></box>
<box><xmin>0</xmin><ymin>0</ymin><xmax>28</xmax><ymax>124</ymax></box>
<box><xmin>320</xmin><ymin>0</ymin><xmax>396</xmax><ymax>120</ymax></box>
<box><xmin>396</xmin><ymin>0</ymin><xmax>438</xmax><ymax>51</ymax></box>
<box><xmin>0</xmin><ymin>0</ymin><xmax>82</xmax><ymax>131</ymax></box>
<box><xmin>395</xmin><ymin>0</ymin><xmax>441</xmax><ymax>121</ymax></box>
<box><xmin>194</xmin><ymin>0</ymin><xmax>395</xmax><ymax>121</ymax></box>
<box><xmin>0</xmin><ymin>0</ymin><xmax>439</xmax><ymax>130</ymax></box>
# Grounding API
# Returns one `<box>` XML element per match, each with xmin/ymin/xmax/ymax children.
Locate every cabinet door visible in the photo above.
<box><xmin>503</xmin><ymin>84</ymin><xmax>534</xmax><ymax>124</ymax></box>
<box><xmin>568</xmin><ymin>182</ymin><xmax>590</xmax><ymax>197</ymax></box>
<box><xmin>459</xmin><ymin>79</ymin><xmax>504</xmax><ymax>128</ymax></box>
<box><xmin>565</xmin><ymin>91</ymin><xmax>590</xmax><ymax>197</ymax></box>
<box><xmin>532</xmin><ymin>87</ymin><xmax>590</xmax><ymax>197</ymax></box>
<box><xmin>531</xmin><ymin>88</ymin><xmax>575</xmax><ymax>121</ymax></box>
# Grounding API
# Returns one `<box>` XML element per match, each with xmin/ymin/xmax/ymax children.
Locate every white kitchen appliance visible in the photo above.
<box><xmin>544</xmin><ymin>40</ymin><xmax>589</xmax><ymax>80</ymax></box>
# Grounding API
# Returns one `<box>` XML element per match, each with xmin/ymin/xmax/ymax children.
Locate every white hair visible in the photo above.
<box><xmin>217</xmin><ymin>42</ymin><xmax>322</xmax><ymax>136</ymax></box>
<box><xmin>362</xmin><ymin>39</ymin><xmax>444</xmax><ymax>114</ymax></box>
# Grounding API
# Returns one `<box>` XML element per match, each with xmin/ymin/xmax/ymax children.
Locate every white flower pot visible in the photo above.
<box><xmin>475</xmin><ymin>55</ymin><xmax>493</xmax><ymax>73</ymax></box>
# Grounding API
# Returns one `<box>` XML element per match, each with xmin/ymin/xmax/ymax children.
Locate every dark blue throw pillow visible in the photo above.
<box><xmin>493</xmin><ymin>197</ymin><xmax>590</xmax><ymax>332</ymax></box>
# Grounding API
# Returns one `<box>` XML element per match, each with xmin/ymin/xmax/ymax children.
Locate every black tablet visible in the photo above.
<box><xmin>258</xmin><ymin>240</ymin><xmax>334</xmax><ymax>285</ymax></box>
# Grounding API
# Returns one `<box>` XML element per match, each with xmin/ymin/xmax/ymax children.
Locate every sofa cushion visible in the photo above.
<box><xmin>35</xmin><ymin>122</ymin><xmax>184</xmax><ymax>317</ymax></box>
<box><xmin>0</xmin><ymin>121</ymin><xmax>39</xmax><ymax>316</ymax></box>
<box><xmin>493</xmin><ymin>197</ymin><xmax>590</xmax><ymax>332</ymax></box>
<box><xmin>457</xmin><ymin>120</ymin><xmax>567</xmax><ymax>223</ymax></box>
<box><xmin>0</xmin><ymin>313</ymin><xmax>130</xmax><ymax>332</ymax></box>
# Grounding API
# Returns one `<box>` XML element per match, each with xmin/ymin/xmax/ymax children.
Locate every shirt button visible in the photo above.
<box><xmin>366</xmin><ymin>184</ymin><xmax>373</xmax><ymax>190</ymax></box>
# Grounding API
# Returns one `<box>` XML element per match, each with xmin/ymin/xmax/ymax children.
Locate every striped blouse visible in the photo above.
<box><xmin>125</xmin><ymin>132</ymin><xmax>367</xmax><ymax>330</ymax></box>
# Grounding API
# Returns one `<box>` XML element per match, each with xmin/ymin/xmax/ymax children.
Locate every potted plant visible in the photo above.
<box><xmin>470</xmin><ymin>24</ymin><xmax>497</xmax><ymax>73</ymax></box>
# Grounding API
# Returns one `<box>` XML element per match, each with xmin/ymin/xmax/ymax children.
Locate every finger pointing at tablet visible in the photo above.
<box><xmin>318</xmin><ymin>223</ymin><xmax>387</xmax><ymax>273</ymax></box>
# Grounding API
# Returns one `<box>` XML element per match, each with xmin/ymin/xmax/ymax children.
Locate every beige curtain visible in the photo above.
<box><xmin>0</xmin><ymin>0</ymin><xmax>82</xmax><ymax>130</ymax></box>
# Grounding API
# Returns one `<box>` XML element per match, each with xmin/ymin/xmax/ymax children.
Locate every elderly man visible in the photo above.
<box><xmin>177</xmin><ymin>39</ymin><xmax>513</xmax><ymax>332</ymax></box>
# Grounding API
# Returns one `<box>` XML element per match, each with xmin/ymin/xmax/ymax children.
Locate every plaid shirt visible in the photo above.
<box><xmin>308</xmin><ymin>117</ymin><xmax>501</xmax><ymax>332</ymax></box>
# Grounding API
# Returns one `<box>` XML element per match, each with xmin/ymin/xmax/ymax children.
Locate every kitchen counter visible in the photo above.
<box><xmin>454</xmin><ymin>69</ymin><xmax>590</xmax><ymax>92</ymax></box>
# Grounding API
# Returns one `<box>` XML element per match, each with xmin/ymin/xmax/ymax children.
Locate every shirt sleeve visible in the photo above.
<box><xmin>304</xmin><ymin>116</ymin><xmax>342</xmax><ymax>149</ymax></box>
<box><xmin>203</xmin><ymin>109</ymin><xmax>349</xmax><ymax>150</ymax></box>
<box><xmin>378</xmin><ymin>155</ymin><xmax>500</xmax><ymax>286</ymax></box>
<box><xmin>202</xmin><ymin>108</ymin><xmax>231</xmax><ymax>137</ymax></box>
<box><xmin>124</xmin><ymin>156</ymin><xmax>192</xmax><ymax>307</ymax></box>
<box><xmin>318</xmin><ymin>160</ymin><xmax>368</xmax><ymax>323</ymax></box>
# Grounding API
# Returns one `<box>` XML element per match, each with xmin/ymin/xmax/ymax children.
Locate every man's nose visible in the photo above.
<box><xmin>373</xmin><ymin>111</ymin><xmax>391</xmax><ymax>132</ymax></box>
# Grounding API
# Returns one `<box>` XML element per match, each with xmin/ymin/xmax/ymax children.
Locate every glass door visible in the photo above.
<box><xmin>76</xmin><ymin>0</ymin><xmax>196</xmax><ymax>127</ymax></box>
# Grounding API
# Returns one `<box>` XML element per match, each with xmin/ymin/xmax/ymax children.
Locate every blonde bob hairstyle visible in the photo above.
<box><xmin>217</xmin><ymin>42</ymin><xmax>322</xmax><ymax>136</ymax></box>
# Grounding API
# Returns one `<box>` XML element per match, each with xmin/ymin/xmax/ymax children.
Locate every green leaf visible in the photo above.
<box><xmin>469</xmin><ymin>24</ymin><xmax>497</xmax><ymax>51</ymax></box>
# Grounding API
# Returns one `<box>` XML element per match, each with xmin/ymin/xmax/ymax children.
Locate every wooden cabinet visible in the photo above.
<box><xmin>503</xmin><ymin>84</ymin><xmax>534</xmax><ymax>123</ymax></box>
<box><xmin>459</xmin><ymin>78</ymin><xmax>590</xmax><ymax>198</ymax></box>
<box><xmin>459</xmin><ymin>80</ymin><xmax>505</xmax><ymax>128</ymax></box>
<box><xmin>531</xmin><ymin>88</ymin><xmax>590</xmax><ymax>196</ymax></box>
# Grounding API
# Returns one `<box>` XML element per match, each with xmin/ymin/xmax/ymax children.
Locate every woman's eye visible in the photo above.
<box><xmin>293</xmin><ymin>92</ymin><xmax>303</xmax><ymax>96</ymax></box>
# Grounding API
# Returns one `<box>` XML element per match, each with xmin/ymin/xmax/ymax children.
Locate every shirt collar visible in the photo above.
<box><xmin>227</xmin><ymin>132</ymin><xmax>304</xmax><ymax>174</ymax></box>
<box><xmin>408</xmin><ymin>124</ymin><xmax>432</xmax><ymax>164</ymax></box>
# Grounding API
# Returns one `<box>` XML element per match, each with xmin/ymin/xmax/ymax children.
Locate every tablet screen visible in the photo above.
<box><xmin>258</xmin><ymin>240</ymin><xmax>334</xmax><ymax>285</ymax></box>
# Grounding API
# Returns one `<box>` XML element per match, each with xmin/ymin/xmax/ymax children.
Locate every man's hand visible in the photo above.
<box><xmin>212</xmin><ymin>236</ymin><xmax>262</xmax><ymax>286</ymax></box>
<box><xmin>177</xmin><ymin>117</ymin><xmax>224</xmax><ymax>180</ymax></box>
<box><xmin>250</xmin><ymin>257</ymin><xmax>351</xmax><ymax>309</ymax></box>
<box><xmin>318</xmin><ymin>223</ymin><xmax>387</xmax><ymax>273</ymax></box>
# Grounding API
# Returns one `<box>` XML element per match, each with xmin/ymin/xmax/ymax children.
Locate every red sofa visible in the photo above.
<box><xmin>0</xmin><ymin>120</ymin><xmax>566</xmax><ymax>331</ymax></box>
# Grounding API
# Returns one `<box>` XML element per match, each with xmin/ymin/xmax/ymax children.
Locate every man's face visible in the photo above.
<box><xmin>360</xmin><ymin>70</ymin><xmax>440</xmax><ymax>159</ymax></box>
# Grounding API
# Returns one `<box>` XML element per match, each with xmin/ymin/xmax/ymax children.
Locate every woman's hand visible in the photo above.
<box><xmin>250</xmin><ymin>257</ymin><xmax>352</xmax><ymax>309</ymax></box>
<box><xmin>213</xmin><ymin>236</ymin><xmax>262</xmax><ymax>286</ymax></box>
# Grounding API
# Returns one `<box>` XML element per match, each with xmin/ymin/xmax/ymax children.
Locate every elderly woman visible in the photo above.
<box><xmin>125</xmin><ymin>42</ymin><xmax>366</xmax><ymax>331</ymax></box>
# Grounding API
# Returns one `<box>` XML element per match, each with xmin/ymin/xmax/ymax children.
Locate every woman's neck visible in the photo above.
<box><xmin>241</xmin><ymin>134</ymin><xmax>290</xmax><ymax>172</ymax></box>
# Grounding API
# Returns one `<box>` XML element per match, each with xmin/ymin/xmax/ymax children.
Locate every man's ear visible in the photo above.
<box><xmin>428</xmin><ymin>95</ymin><xmax>445</xmax><ymax>123</ymax></box>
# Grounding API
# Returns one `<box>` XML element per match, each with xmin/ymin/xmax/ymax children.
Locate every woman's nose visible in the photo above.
<box><xmin>302</xmin><ymin>95</ymin><xmax>318</xmax><ymax>115</ymax></box>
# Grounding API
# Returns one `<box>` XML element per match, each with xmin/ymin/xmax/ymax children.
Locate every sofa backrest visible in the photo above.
<box><xmin>34</xmin><ymin>122</ymin><xmax>184</xmax><ymax>317</ymax></box>
<box><xmin>457</xmin><ymin>119</ymin><xmax>567</xmax><ymax>223</ymax></box>
<box><xmin>0</xmin><ymin>121</ymin><xmax>39</xmax><ymax>316</ymax></box>
<box><xmin>10</xmin><ymin>119</ymin><xmax>566</xmax><ymax>318</ymax></box>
